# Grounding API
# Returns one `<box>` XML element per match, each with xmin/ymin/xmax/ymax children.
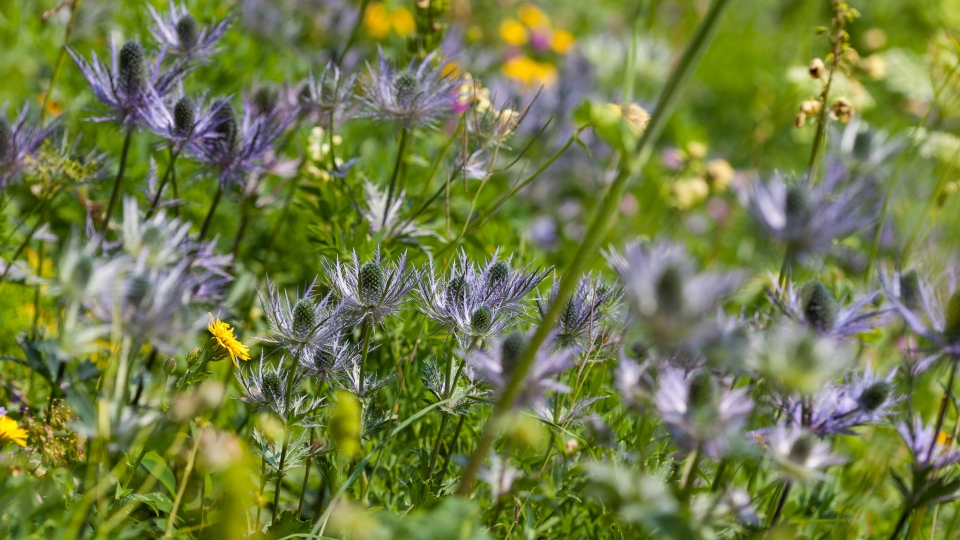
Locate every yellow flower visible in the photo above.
<box><xmin>550</xmin><ymin>29</ymin><xmax>576</xmax><ymax>54</ymax></box>
<box><xmin>518</xmin><ymin>4</ymin><xmax>549</xmax><ymax>28</ymax></box>
<box><xmin>502</xmin><ymin>55</ymin><xmax>557</xmax><ymax>88</ymax></box>
<box><xmin>391</xmin><ymin>7</ymin><xmax>415</xmax><ymax>37</ymax></box>
<box><xmin>364</xmin><ymin>3</ymin><xmax>392</xmax><ymax>40</ymax></box>
<box><xmin>499</xmin><ymin>19</ymin><xmax>529</xmax><ymax>46</ymax></box>
<box><xmin>0</xmin><ymin>416</ymin><xmax>27</xmax><ymax>448</ymax></box>
<box><xmin>208</xmin><ymin>314</ymin><xmax>251</xmax><ymax>367</ymax></box>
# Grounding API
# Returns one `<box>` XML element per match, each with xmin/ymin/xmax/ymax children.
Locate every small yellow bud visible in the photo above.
<box><xmin>706</xmin><ymin>159</ymin><xmax>735</xmax><ymax>191</ymax></box>
<box><xmin>799</xmin><ymin>99</ymin><xmax>822</xmax><ymax>116</ymax></box>
<box><xmin>795</xmin><ymin>111</ymin><xmax>807</xmax><ymax>129</ymax></box>
<box><xmin>831</xmin><ymin>97</ymin><xmax>854</xmax><ymax>123</ymax></box>
<box><xmin>623</xmin><ymin>103</ymin><xmax>650</xmax><ymax>135</ymax></box>
<box><xmin>687</xmin><ymin>141</ymin><xmax>708</xmax><ymax>160</ymax></box>
<box><xmin>564</xmin><ymin>438</ymin><xmax>579</xmax><ymax>453</ymax></box>
<box><xmin>808</xmin><ymin>58</ymin><xmax>826</xmax><ymax>80</ymax></box>
<box><xmin>673</xmin><ymin>177</ymin><xmax>710</xmax><ymax>210</ymax></box>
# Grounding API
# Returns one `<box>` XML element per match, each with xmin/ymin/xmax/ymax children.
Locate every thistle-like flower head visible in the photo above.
<box><xmin>259</xmin><ymin>279</ymin><xmax>345</xmax><ymax>361</ymax></box>
<box><xmin>465</xmin><ymin>331</ymin><xmax>575</xmax><ymax>407</ymax></box>
<box><xmin>654</xmin><ymin>366</ymin><xmax>753</xmax><ymax>458</ymax></box>
<box><xmin>0</xmin><ymin>104</ymin><xmax>59</xmax><ymax>187</ymax></box>
<box><xmin>768</xmin><ymin>276</ymin><xmax>893</xmax><ymax>339</ymax></box>
<box><xmin>898</xmin><ymin>417</ymin><xmax>960</xmax><ymax>472</ymax></box>
<box><xmin>762</xmin><ymin>426</ymin><xmax>845</xmax><ymax>483</ymax></box>
<box><xmin>360</xmin><ymin>48</ymin><xmax>461</xmax><ymax>128</ymax></box>
<box><xmin>145</xmin><ymin>93</ymin><xmax>228</xmax><ymax>149</ymax></box>
<box><xmin>299</xmin><ymin>339</ymin><xmax>358</xmax><ymax>384</ymax></box>
<box><xmin>147</xmin><ymin>1</ymin><xmax>233</xmax><ymax>63</ymax></box>
<box><xmin>538</xmin><ymin>273</ymin><xmax>620</xmax><ymax>350</ymax></box>
<box><xmin>237</xmin><ymin>354</ymin><xmax>324</xmax><ymax>425</ymax></box>
<box><xmin>740</xmin><ymin>171</ymin><xmax>876</xmax><ymax>261</ymax></box>
<box><xmin>69</xmin><ymin>38</ymin><xmax>189</xmax><ymax>126</ymax></box>
<box><xmin>881</xmin><ymin>267</ymin><xmax>960</xmax><ymax>360</ymax></box>
<box><xmin>324</xmin><ymin>248</ymin><xmax>416</xmax><ymax>325</ymax></box>
<box><xmin>300</xmin><ymin>63</ymin><xmax>357</xmax><ymax>120</ymax></box>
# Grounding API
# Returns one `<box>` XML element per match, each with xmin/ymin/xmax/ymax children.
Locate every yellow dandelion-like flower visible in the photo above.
<box><xmin>0</xmin><ymin>416</ymin><xmax>28</xmax><ymax>448</ymax></box>
<box><xmin>390</xmin><ymin>7</ymin><xmax>415</xmax><ymax>37</ymax></box>
<box><xmin>364</xmin><ymin>3</ymin><xmax>392</xmax><ymax>40</ymax></box>
<box><xmin>518</xmin><ymin>4</ymin><xmax>549</xmax><ymax>28</ymax></box>
<box><xmin>499</xmin><ymin>19</ymin><xmax>529</xmax><ymax>47</ymax></box>
<box><xmin>208</xmin><ymin>314</ymin><xmax>251</xmax><ymax>368</ymax></box>
<box><xmin>550</xmin><ymin>29</ymin><xmax>576</xmax><ymax>54</ymax></box>
<box><xmin>503</xmin><ymin>55</ymin><xmax>557</xmax><ymax>88</ymax></box>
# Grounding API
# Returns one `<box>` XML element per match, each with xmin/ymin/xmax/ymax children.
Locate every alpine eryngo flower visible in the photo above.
<box><xmin>654</xmin><ymin>367</ymin><xmax>753</xmax><ymax>458</ymax></box>
<box><xmin>607</xmin><ymin>241</ymin><xmax>744</xmax><ymax>351</ymax></box>
<box><xmin>360</xmin><ymin>181</ymin><xmax>429</xmax><ymax>240</ymax></box>
<box><xmin>898</xmin><ymin>417</ymin><xmax>960</xmax><ymax>472</ymax></box>
<box><xmin>237</xmin><ymin>354</ymin><xmax>324</xmax><ymax>424</ymax></box>
<box><xmin>300</xmin><ymin>63</ymin><xmax>358</xmax><ymax>121</ymax></box>
<box><xmin>465</xmin><ymin>331</ymin><xmax>575</xmax><ymax>407</ymax></box>
<box><xmin>0</xmin><ymin>104</ymin><xmax>59</xmax><ymax>187</ymax></box>
<box><xmin>69</xmin><ymin>38</ymin><xmax>188</xmax><ymax>126</ymax></box>
<box><xmin>477</xmin><ymin>252</ymin><xmax>550</xmax><ymax>314</ymax></box>
<box><xmin>147</xmin><ymin>0</ymin><xmax>233</xmax><ymax>63</ymax></box>
<box><xmin>324</xmin><ymin>248</ymin><xmax>417</xmax><ymax>325</ymax></box>
<box><xmin>739</xmin><ymin>171</ymin><xmax>876</xmax><ymax>261</ymax></box>
<box><xmin>258</xmin><ymin>279</ymin><xmax>344</xmax><ymax>361</ymax></box>
<box><xmin>768</xmin><ymin>277</ymin><xmax>892</xmax><ymax>339</ymax></box>
<box><xmin>881</xmin><ymin>267</ymin><xmax>960</xmax><ymax>360</ymax></box>
<box><xmin>762</xmin><ymin>426</ymin><xmax>845</xmax><ymax>483</ymax></box>
<box><xmin>145</xmin><ymin>94</ymin><xmax>227</xmax><ymax>149</ymax></box>
<box><xmin>299</xmin><ymin>339</ymin><xmax>358</xmax><ymax>384</ymax></box>
<box><xmin>781</xmin><ymin>365</ymin><xmax>898</xmax><ymax>437</ymax></box>
<box><xmin>360</xmin><ymin>48</ymin><xmax>460</xmax><ymax>128</ymax></box>
<box><xmin>538</xmin><ymin>274</ymin><xmax>620</xmax><ymax>350</ymax></box>
<box><xmin>190</xmin><ymin>98</ymin><xmax>295</xmax><ymax>188</ymax></box>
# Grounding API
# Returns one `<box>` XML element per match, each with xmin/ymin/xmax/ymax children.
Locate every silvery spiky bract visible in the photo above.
<box><xmin>147</xmin><ymin>1</ymin><xmax>233</xmax><ymax>63</ymax></box>
<box><xmin>69</xmin><ymin>38</ymin><xmax>189</xmax><ymax>126</ymax></box>
<box><xmin>531</xmin><ymin>396</ymin><xmax>604</xmax><ymax>426</ymax></box>
<box><xmin>740</xmin><ymin>170</ymin><xmax>876</xmax><ymax>261</ymax></box>
<box><xmin>761</xmin><ymin>426</ymin><xmax>846</xmax><ymax>483</ymax></box>
<box><xmin>881</xmin><ymin>267</ymin><xmax>960</xmax><ymax>360</ymax></box>
<box><xmin>299</xmin><ymin>339</ymin><xmax>358</xmax><ymax>384</ymax></box>
<box><xmin>360</xmin><ymin>48</ymin><xmax>460</xmax><ymax>128</ymax></box>
<box><xmin>189</xmin><ymin>98</ymin><xmax>295</xmax><ymax>188</ymax></box>
<box><xmin>361</xmin><ymin>181</ymin><xmax>431</xmax><ymax>240</ymax></box>
<box><xmin>324</xmin><ymin>248</ymin><xmax>416</xmax><ymax>325</ymax></box>
<box><xmin>607</xmin><ymin>241</ymin><xmax>744</xmax><ymax>351</ymax></box>
<box><xmin>538</xmin><ymin>273</ymin><xmax>620</xmax><ymax>350</ymax></box>
<box><xmin>145</xmin><ymin>93</ymin><xmax>228</xmax><ymax>149</ymax></box>
<box><xmin>300</xmin><ymin>63</ymin><xmax>357</xmax><ymax>120</ymax></box>
<box><xmin>768</xmin><ymin>277</ymin><xmax>893</xmax><ymax>339</ymax></box>
<box><xmin>465</xmin><ymin>331</ymin><xmax>575</xmax><ymax>407</ymax></box>
<box><xmin>654</xmin><ymin>366</ymin><xmax>753</xmax><ymax>458</ymax></box>
<box><xmin>258</xmin><ymin>279</ymin><xmax>344</xmax><ymax>361</ymax></box>
<box><xmin>0</xmin><ymin>104</ymin><xmax>59</xmax><ymax>187</ymax></box>
<box><xmin>897</xmin><ymin>417</ymin><xmax>960</xmax><ymax>472</ymax></box>
<box><xmin>237</xmin><ymin>354</ymin><xmax>324</xmax><ymax>425</ymax></box>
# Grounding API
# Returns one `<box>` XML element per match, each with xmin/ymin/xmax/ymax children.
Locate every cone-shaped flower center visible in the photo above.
<box><xmin>501</xmin><ymin>331</ymin><xmax>528</xmax><ymax>377</ymax></box>
<box><xmin>487</xmin><ymin>261</ymin><xmax>509</xmax><ymax>290</ymax></box>
<box><xmin>471</xmin><ymin>306</ymin><xmax>492</xmax><ymax>335</ymax></box>
<box><xmin>859</xmin><ymin>381</ymin><xmax>890</xmax><ymax>412</ymax></box>
<box><xmin>0</xmin><ymin>118</ymin><xmax>11</xmax><ymax>160</ymax></box>
<box><xmin>174</xmin><ymin>97</ymin><xmax>196</xmax><ymax>136</ymax></box>
<box><xmin>899</xmin><ymin>269</ymin><xmax>922</xmax><ymax>311</ymax></box>
<box><xmin>293</xmin><ymin>299</ymin><xmax>317</xmax><ymax>340</ymax></box>
<box><xmin>176</xmin><ymin>15</ymin><xmax>200</xmax><ymax>51</ymax></box>
<box><xmin>788</xmin><ymin>433</ymin><xmax>815</xmax><ymax>464</ymax></box>
<box><xmin>263</xmin><ymin>372</ymin><xmax>283</xmax><ymax>401</ymax></box>
<box><xmin>656</xmin><ymin>265</ymin><xmax>684</xmax><ymax>315</ymax></box>
<box><xmin>392</xmin><ymin>70</ymin><xmax>421</xmax><ymax>108</ymax></box>
<box><xmin>118</xmin><ymin>41</ymin><xmax>147</xmax><ymax>97</ymax></box>
<box><xmin>213</xmin><ymin>101</ymin><xmax>239</xmax><ymax>150</ymax></box>
<box><xmin>446</xmin><ymin>274</ymin><xmax>467</xmax><ymax>308</ymax></box>
<box><xmin>802</xmin><ymin>280</ymin><xmax>837</xmax><ymax>332</ymax></box>
<box><xmin>687</xmin><ymin>370</ymin><xmax>719</xmax><ymax>414</ymax></box>
<box><xmin>359</xmin><ymin>261</ymin><xmax>385</xmax><ymax>305</ymax></box>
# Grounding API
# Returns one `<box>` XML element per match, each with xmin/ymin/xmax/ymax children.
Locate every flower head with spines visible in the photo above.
<box><xmin>465</xmin><ymin>330</ymin><xmax>575</xmax><ymax>407</ymax></box>
<box><xmin>881</xmin><ymin>266</ymin><xmax>960</xmax><ymax>362</ymax></box>
<box><xmin>739</xmin><ymin>170</ymin><xmax>877</xmax><ymax>262</ymax></box>
<box><xmin>69</xmin><ymin>38</ymin><xmax>190</xmax><ymax>127</ymax></box>
<box><xmin>323</xmin><ymin>248</ymin><xmax>417</xmax><ymax>325</ymax></box>
<box><xmin>767</xmin><ymin>276</ymin><xmax>893</xmax><ymax>339</ymax></box>
<box><xmin>300</xmin><ymin>63</ymin><xmax>358</xmax><ymax>121</ymax></box>
<box><xmin>259</xmin><ymin>278</ymin><xmax>345</xmax><ymax>361</ymax></box>
<box><xmin>538</xmin><ymin>273</ymin><xmax>621</xmax><ymax>350</ymax></box>
<box><xmin>147</xmin><ymin>0</ymin><xmax>234</xmax><ymax>63</ymax></box>
<box><xmin>654</xmin><ymin>366</ymin><xmax>753</xmax><ymax>458</ymax></box>
<box><xmin>237</xmin><ymin>353</ymin><xmax>324</xmax><ymax>425</ymax></box>
<box><xmin>760</xmin><ymin>426</ymin><xmax>846</xmax><ymax>483</ymax></box>
<box><xmin>189</xmin><ymin>98</ymin><xmax>296</xmax><ymax>188</ymax></box>
<box><xmin>0</xmin><ymin>104</ymin><xmax>59</xmax><ymax>187</ymax></box>
<box><xmin>360</xmin><ymin>48</ymin><xmax>461</xmax><ymax>128</ymax></box>
<box><xmin>145</xmin><ymin>93</ymin><xmax>229</xmax><ymax>149</ymax></box>
<box><xmin>298</xmin><ymin>338</ymin><xmax>358</xmax><ymax>384</ymax></box>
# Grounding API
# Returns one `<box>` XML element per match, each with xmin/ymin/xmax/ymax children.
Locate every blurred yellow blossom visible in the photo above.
<box><xmin>0</xmin><ymin>416</ymin><xmax>27</xmax><ymax>448</ymax></box>
<box><xmin>499</xmin><ymin>19</ymin><xmax>529</xmax><ymax>46</ymax></box>
<box><xmin>518</xmin><ymin>4</ymin><xmax>549</xmax><ymax>28</ymax></box>
<box><xmin>551</xmin><ymin>29</ymin><xmax>576</xmax><ymax>54</ymax></box>
<box><xmin>673</xmin><ymin>177</ymin><xmax>710</xmax><ymax>209</ymax></box>
<box><xmin>364</xmin><ymin>3</ymin><xmax>415</xmax><ymax>40</ymax></box>
<box><xmin>503</xmin><ymin>55</ymin><xmax>557</xmax><ymax>87</ymax></box>
<box><xmin>706</xmin><ymin>159</ymin><xmax>734</xmax><ymax>191</ymax></box>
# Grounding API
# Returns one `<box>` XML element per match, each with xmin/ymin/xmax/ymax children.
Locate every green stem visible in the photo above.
<box><xmin>147</xmin><ymin>145</ymin><xmax>182</xmax><ymax>218</ymax></box>
<box><xmin>769</xmin><ymin>481</ymin><xmax>792</xmax><ymax>527</ymax></box>
<box><xmin>335</xmin><ymin>0</ymin><xmax>371</xmax><ymax>66</ymax></box>
<box><xmin>679</xmin><ymin>446</ymin><xmax>702</xmax><ymax>500</ymax></box>
<box><xmin>437</xmin><ymin>414</ymin><xmax>466</xmax><ymax>484</ymax></box>
<box><xmin>0</xmin><ymin>186</ymin><xmax>62</xmax><ymax>285</ymax></box>
<box><xmin>41</xmin><ymin>0</ymin><xmax>84</xmax><ymax>127</ymax></box>
<box><xmin>165</xmin><ymin>431</ymin><xmax>201</xmax><ymax>537</ymax></box>
<box><xmin>382</xmin><ymin>128</ymin><xmax>410</xmax><ymax>229</ymax></box>
<box><xmin>298</xmin><ymin>427</ymin><xmax>316</xmax><ymax>515</ymax></box>
<box><xmin>927</xmin><ymin>360</ymin><xmax>957</xmax><ymax>463</ymax></box>
<box><xmin>272</xmin><ymin>429</ymin><xmax>292</xmax><ymax>526</ymax></box>
<box><xmin>425</xmin><ymin>413</ymin><xmax>450</xmax><ymax>481</ymax></box>
<box><xmin>198</xmin><ymin>184</ymin><xmax>224</xmax><ymax>241</ymax></box>
<box><xmin>888</xmin><ymin>507</ymin><xmax>910</xmax><ymax>540</ymax></box>
<box><xmin>256</xmin><ymin>452</ymin><xmax>267</xmax><ymax>531</ymax></box>
<box><xmin>358</xmin><ymin>320</ymin><xmax>372</xmax><ymax>396</ymax></box>
<box><xmin>99</xmin><ymin>127</ymin><xmax>134</xmax><ymax>248</ymax></box>
<box><xmin>456</xmin><ymin>0</ymin><xmax>732</xmax><ymax>496</ymax></box>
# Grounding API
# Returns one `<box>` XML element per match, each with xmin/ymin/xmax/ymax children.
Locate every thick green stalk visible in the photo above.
<box><xmin>198</xmin><ymin>185</ymin><xmax>224</xmax><ymax>241</ymax></box>
<box><xmin>146</xmin><ymin>145</ymin><xmax>182</xmax><ymax>218</ymax></box>
<box><xmin>456</xmin><ymin>0</ymin><xmax>733</xmax><ymax>496</ymax></box>
<box><xmin>98</xmin><ymin>127</ymin><xmax>134</xmax><ymax>248</ymax></box>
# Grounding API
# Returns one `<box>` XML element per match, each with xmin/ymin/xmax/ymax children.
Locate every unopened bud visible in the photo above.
<box><xmin>831</xmin><ymin>97</ymin><xmax>854</xmax><ymax>123</ymax></box>
<box><xmin>808</xmin><ymin>58</ymin><xmax>826</xmax><ymax>80</ymax></box>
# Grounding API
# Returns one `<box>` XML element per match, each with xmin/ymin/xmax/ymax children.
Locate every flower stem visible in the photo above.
<box><xmin>98</xmin><ymin>126</ymin><xmax>134</xmax><ymax>248</ymax></box>
<box><xmin>146</xmin><ymin>145</ymin><xmax>182</xmax><ymax>218</ymax></box>
<box><xmin>358</xmin><ymin>319</ymin><xmax>372</xmax><ymax>396</ymax></box>
<box><xmin>165</xmin><ymin>430</ymin><xmax>201</xmax><ymax>537</ymax></box>
<box><xmin>272</xmin><ymin>428</ymin><xmax>292</xmax><ymax>526</ymax></box>
<box><xmin>198</xmin><ymin>184</ymin><xmax>224</xmax><ymax>241</ymax></box>
<box><xmin>679</xmin><ymin>446</ymin><xmax>702</xmax><ymax>500</ymax></box>
<box><xmin>382</xmin><ymin>128</ymin><xmax>410</xmax><ymax>229</ymax></box>
<box><xmin>425</xmin><ymin>413</ymin><xmax>450</xmax><ymax>482</ymax></box>
<box><xmin>437</xmin><ymin>414</ymin><xmax>466</xmax><ymax>484</ymax></box>
<box><xmin>256</xmin><ymin>452</ymin><xmax>267</xmax><ymax>531</ymax></box>
<box><xmin>769</xmin><ymin>481</ymin><xmax>792</xmax><ymax>527</ymax></box>
<box><xmin>41</xmin><ymin>0</ymin><xmax>83</xmax><ymax>127</ymax></box>
<box><xmin>456</xmin><ymin>0</ymin><xmax>732</xmax><ymax>496</ymax></box>
<box><xmin>889</xmin><ymin>506</ymin><xmax>911</xmax><ymax>540</ymax></box>
<box><xmin>0</xmin><ymin>186</ymin><xmax>63</xmax><ymax>286</ymax></box>
<box><xmin>927</xmin><ymin>360</ymin><xmax>957</xmax><ymax>463</ymax></box>
<box><xmin>298</xmin><ymin>427</ymin><xmax>316</xmax><ymax>515</ymax></box>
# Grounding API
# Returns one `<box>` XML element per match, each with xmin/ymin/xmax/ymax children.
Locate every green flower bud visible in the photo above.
<box><xmin>358</xmin><ymin>262</ymin><xmax>385</xmax><ymax>304</ymax></box>
<box><xmin>899</xmin><ymin>270</ymin><xmax>922</xmax><ymax>310</ymax></box>
<box><xmin>253</xmin><ymin>86</ymin><xmax>279</xmax><ymax>115</ymax></box>
<box><xmin>176</xmin><ymin>15</ymin><xmax>200</xmax><ymax>51</ymax></box>
<box><xmin>802</xmin><ymin>280</ymin><xmax>838</xmax><ymax>332</ymax></box>
<box><xmin>126</xmin><ymin>274</ymin><xmax>152</xmax><ymax>308</ymax></box>
<box><xmin>213</xmin><ymin>101</ymin><xmax>239</xmax><ymax>149</ymax></box>
<box><xmin>788</xmin><ymin>433</ymin><xmax>815</xmax><ymax>464</ymax></box>
<box><xmin>945</xmin><ymin>290</ymin><xmax>960</xmax><ymax>343</ymax></box>
<box><xmin>293</xmin><ymin>299</ymin><xmax>317</xmax><ymax>340</ymax></box>
<box><xmin>392</xmin><ymin>70</ymin><xmax>421</xmax><ymax>107</ymax></box>
<box><xmin>785</xmin><ymin>185</ymin><xmax>810</xmax><ymax>225</ymax></box>
<box><xmin>560</xmin><ymin>299</ymin><xmax>578</xmax><ymax>329</ymax></box>
<box><xmin>118</xmin><ymin>41</ymin><xmax>147</xmax><ymax>96</ymax></box>
<box><xmin>162</xmin><ymin>356</ymin><xmax>178</xmax><ymax>374</ymax></box>
<box><xmin>487</xmin><ymin>261</ymin><xmax>509</xmax><ymax>289</ymax></box>
<box><xmin>263</xmin><ymin>372</ymin><xmax>283</xmax><ymax>400</ymax></box>
<box><xmin>186</xmin><ymin>347</ymin><xmax>202</xmax><ymax>365</ymax></box>
<box><xmin>0</xmin><ymin>118</ymin><xmax>11</xmax><ymax>159</ymax></box>
<box><xmin>173</xmin><ymin>97</ymin><xmax>196</xmax><ymax>136</ymax></box>
<box><xmin>656</xmin><ymin>266</ymin><xmax>684</xmax><ymax>315</ymax></box>
<box><xmin>500</xmin><ymin>331</ymin><xmax>528</xmax><ymax>377</ymax></box>
<box><xmin>446</xmin><ymin>274</ymin><xmax>467</xmax><ymax>307</ymax></box>
<box><xmin>471</xmin><ymin>306</ymin><xmax>492</xmax><ymax>335</ymax></box>
<box><xmin>72</xmin><ymin>255</ymin><xmax>93</xmax><ymax>293</ymax></box>
<box><xmin>687</xmin><ymin>370</ymin><xmax>719</xmax><ymax>412</ymax></box>
<box><xmin>859</xmin><ymin>380</ymin><xmax>890</xmax><ymax>412</ymax></box>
